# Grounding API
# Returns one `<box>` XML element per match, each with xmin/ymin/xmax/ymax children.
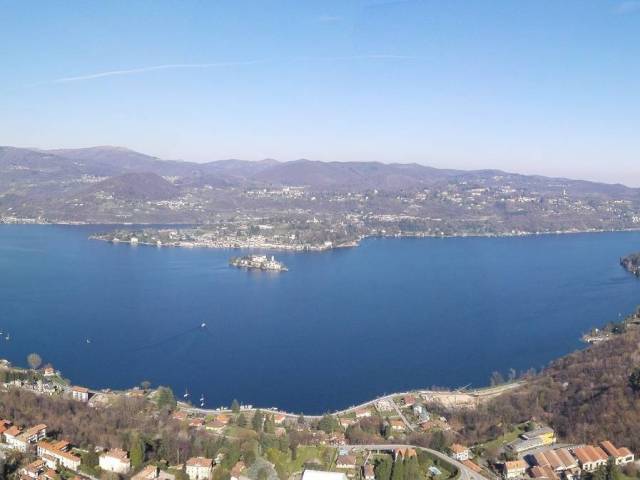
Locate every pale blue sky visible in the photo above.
<box><xmin>1</xmin><ymin>0</ymin><xmax>639</xmax><ymax>184</ymax></box>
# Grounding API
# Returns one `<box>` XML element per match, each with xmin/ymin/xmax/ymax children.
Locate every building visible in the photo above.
<box><xmin>132</xmin><ymin>465</ymin><xmax>161</xmax><ymax>480</ymax></box>
<box><xmin>21</xmin><ymin>459</ymin><xmax>46</xmax><ymax>479</ymax></box>
<box><xmin>354</xmin><ymin>408</ymin><xmax>371</xmax><ymax>418</ymax></box>
<box><xmin>4</xmin><ymin>424</ymin><xmax>47</xmax><ymax>452</ymax></box>
<box><xmin>529</xmin><ymin>448</ymin><xmax>578</xmax><ymax>473</ymax></box>
<box><xmin>336</xmin><ymin>455</ymin><xmax>357</xmax><ymax>470</ymax></box>
<box><xmin>99</xmin><ymin>448</ymin><xmax>131</xmax><ymax>474</ymax></box>
<box><xmin>521</xmin><ymin>427</ymin><xmax>556</xmax><ymax>446</ymax></box>
<box><xmin>507</xmin><ymin>437</ymin><xmax>546</xmax><ymax>455</ymax></box>
<box><xmin>363</xmin><ymin>465</ymin><xmax>375</xmax><ymax>480</ymax></box>
<box><xmin>71</xmin><ymin>386</ymin><xmax>89</xmax><ymax>402</ymax></box>
<box><xmin>390</xmin><ymin>419</ymin><xmax>405</xmax><ymax>432</ymax></box>
<box><xmin>301</xmin><ymin>471</ymin><xmax>348</xmax><ymax>480</ymax></box>
<box><xmin>572</xmin><ymin>446</ymin><xmax>609</xmax><ymax>472</ymax></box>
<box><xmin>450</xmin><ymin>444</ymin><xmax>470</xmax><ymax>461</ymax></box>
<box><xmin>37</xmin><ymin>439</ymin><xmax>81</xmax><ymax>471</ymax></box>
<box><xmin>185</xmin><ymin>457</ymin><xmax>214</xmax><ymax>480</ymax></box>
<box><xmin>599</xmin><ymin>441</ymin><xmax>635</xmax><ymax>465</ymax></box>
<box><xmin>503</xmin><ymin>460</ymin><xmax>528</xmax><ymax>479</ymax></box>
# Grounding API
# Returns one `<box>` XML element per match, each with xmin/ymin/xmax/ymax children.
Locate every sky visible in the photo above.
<box><xmin>1</xmin><ymin>0</ymin><xmax>639</xmax><ymax>185</ymax></box>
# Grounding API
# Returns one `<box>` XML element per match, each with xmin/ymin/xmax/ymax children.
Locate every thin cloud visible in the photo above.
<box><xmin>614</xmin><ymin>0</ymin><xmax>640</xmax><ymax>14</ymax></box>
<box><xmin>318</xmin><ymin>14</ymin><xmax>343</xmax><ymax>22</ymax></box>
<box><xmin>50</xmin><ymin>60</ymin><xmax>268</xmax><ymax>84</ymax></box>
<box><xmin>296</xmin><ymin>54</ymin><xmax>419</xmax><ymax>62</ymax></box>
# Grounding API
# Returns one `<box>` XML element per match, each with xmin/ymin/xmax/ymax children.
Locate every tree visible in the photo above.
<box><xmin>257</xmin><ymin>468</ymin><xmax>269</xmax><ymax>480</ymax></box>
<box><xmin>390</xmin><ymin>458</ymin><xmax>404</xmax><ymax>480</ymax></box>
<box><xmin>231</xmin><ymin>399</ymin><xmax>240</xmax><ymax>413</ymax></box>
<box><xmin>237</xmin><ymin>413</ymin><xmax>248</xmax><ymax>428</ymax></box>
<box><xmin>375</xmin><ymin>456</ymin><xmax>392</xmax><ymax>480</ymax></box>
<box><xmin>27</xmin><ymin>353</ymin><xmax>42</xmax><ymax>370</ymax></box>
<box><xmin>629</xmin><ymin>368</ymin><xmax>640</xmax><ymax>393</ymax></box>
<box><xmin>156</xmin><ymin>386</ymin><xmax>176</xmax><ymax>410</ymax></box>
<box><xmin>130</xmin><ymin>433</ymin><xmax>145</xmax><ymax>469</ymax></box>
<box><xmin>140</xmin><ymin>380</ymin><xmax>151</xmax><ymax>392</ymax></box>
<box><xmin>403</xmin><ymin>456</ymin><xmax>419</xmax><ymax>480</ymax></box>
<box><xmin>252</xmin><ymin>410</ymin><xmax>264</xmax><ymax>432</ymax></box>
<box><xmin>317</xmin><ymin>414</ymin><xmax>339</xmax><ymax>433</ymax></box>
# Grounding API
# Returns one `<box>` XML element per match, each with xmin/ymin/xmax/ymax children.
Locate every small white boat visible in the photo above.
<box><xmin>200</xmin><ymin>322</ymin><xmax>207</xmax><ymax>328</ymax></box>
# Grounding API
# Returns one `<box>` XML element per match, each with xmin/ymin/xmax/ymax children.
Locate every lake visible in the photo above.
<box><xmin>0</xmin><ymin>225</ymin><xmax>639</xmax><ymax>414</ymax></box>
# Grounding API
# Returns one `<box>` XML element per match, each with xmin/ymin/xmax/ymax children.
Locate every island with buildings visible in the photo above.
<box><xmin>230</xmin><ymin>254</ymin><xmax>288</xmax><ymax>272</ymax></box>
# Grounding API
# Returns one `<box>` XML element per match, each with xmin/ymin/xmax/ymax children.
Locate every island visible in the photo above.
<box><xmin>230</xmin><ymin>254</ymin><xmax>288</xmax><ymax>272</ymax></box>
<box><xmin>621</xmin><ymin>252</ymin><xmax>640</xmax><ymax>276</ymax></box>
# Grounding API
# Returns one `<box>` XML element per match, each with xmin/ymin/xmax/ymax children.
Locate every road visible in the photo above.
<box><xmin>346</xmin><ymin>444</ymin><xmax>489</xmax><ymax>480</ymax></box>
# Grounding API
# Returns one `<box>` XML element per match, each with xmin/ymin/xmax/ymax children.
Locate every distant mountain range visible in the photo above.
<box><xmin>1</xmin><ymin>145</ymin><xmax>639</xmax><ymax>226</ymax></box>
<box><xmin>1</xmin><ymin>145</ymin><xmax>637</xmax><ymax>194</ymax></box>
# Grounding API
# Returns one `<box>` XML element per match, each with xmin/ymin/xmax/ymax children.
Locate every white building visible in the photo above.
<box><xmin>301</xmin><ymin>471</ymin><xmax>348</xmax><ymax>480</ymax></box>
<box><xmin>4</xmin><ymin>424</ymin><xmax>47</xmax><ymax>452</ymax></box>
<box><xmin>450</xmin><ymin>444</ymin><xmax>470</xmax><ymax>461</ymax></box>
<box><xmin>37</xmin><ymin>440</ymin><xmax>81</xmax><ymax>471</ymax></box>
<box><xmin>71</xmin><ymin>386</ymin><xmax>89</xmax><ymax>402</ymax></box>
<box><xmin>185</xmin><ymin>457</ymin><xmax>214</xmax><ymax>480</ymax></box>
<box><xmin>99</xmin><ymin>448</ymin><xmax>132</xmax><ymax>474</ymax></box>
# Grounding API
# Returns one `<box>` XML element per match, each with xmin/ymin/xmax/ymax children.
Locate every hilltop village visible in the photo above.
<box><xmin>0</xmin><ymin>354</ymin><xmax>637</xmax><ymax>480</ymax></box>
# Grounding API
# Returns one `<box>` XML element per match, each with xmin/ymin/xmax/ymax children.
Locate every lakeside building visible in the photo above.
<box><xmin>70</xmin><ymin>386</ymin><xmax>89</xmax><ymax>402</ymax></box>
<box><xmin>450</xmin><ymin>444</ymin><xmax>470</xmax><ymax>461</ymax></box>
<box><xmin>99</xmin><ymin>448</ymin><xmax>131</xmax><ymax>474</ymax></box>
<box><xmin>185</xmin><ymin>457</ymin><xmax>214</xmax><ymax>480</ymax></box>
<box><xmin>37</xmin><ymin>439</ymin><xmax>81</xmax><ymax>471</ymax></box>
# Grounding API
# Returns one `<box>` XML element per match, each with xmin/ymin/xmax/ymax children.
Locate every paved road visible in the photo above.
<box><xmin>180</xmin><ymin>382</ymin><xmax>524</xmax><ymax>420</ymax></box>
<box><xmin>346</xmin><ymin>444</ymin><xmax>489</xmax><ymax>480</ymax></box>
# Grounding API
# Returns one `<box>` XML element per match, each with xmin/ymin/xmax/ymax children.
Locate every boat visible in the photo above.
<box><xmin>200</xmin><ymin>322</ymin><xmax>207</xmax><ymax>328</ymax></box>
<box><xmin>184</xmin><ymin>389</ymin><xmax>190</xmax><ymax>399</ymax></box>
<box><xmin>200</xmin><ymin>394</ymin><xmax>205</xmax><ymax>407</ymax></box>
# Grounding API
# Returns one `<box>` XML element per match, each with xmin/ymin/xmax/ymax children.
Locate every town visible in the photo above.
<box><xmin>0</xmin><ymin>356</ymin><xmax>636</xmax><ymax>480</ymax></box>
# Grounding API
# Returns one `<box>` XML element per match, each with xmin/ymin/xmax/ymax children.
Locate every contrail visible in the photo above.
<box><xmin>51</xmin><ymin>60</ymin><xmax>269</xmax><ymax>83</ymax></box>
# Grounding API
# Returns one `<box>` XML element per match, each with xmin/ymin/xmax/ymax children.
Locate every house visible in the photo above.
<box><xmin>301</xmin><ymin>471</ymin><xmax>348</xmax><ymax>480</ymax></box>
<box><xmin>189</xmin><ymin>418</ymin><xmax>205</xmax><ymax>429</ymax></box>
<box><xmin>185</xmin><ymin>457</ymin><xmax>214</xmax><ymax>480</ymax></box>
<box><xmin>99</xmin><ymin>448</ymin><xmax>131</xmax><ymax>474</ymax></box>
<box><xmin>132</xmin><ymin>465</ymin><xmax>161</xmax><ymax>480</ymax></box>
<box><xmin>363</xmin><ymin>464</ymin><xmax>375</xmax><ymax>480</ymax></box>
<box><xmin>503</xmin><ymin>460</ymin><xmax>528</xmax><ymax>479</ymax></box>
<box><xmin>572</xmin><ymin>446</ymin><xmax>609</xmax><ymax>472</ymax></box>
<box><xmin>354</xmin><ymin>408</ymin><xmax>371</xmax><ymax>418</ymax></box>
<box><xmin>450</xmin><ymin>444</ymin><xmax>470</xmax><ymax>461</ymax></box>
<box><xmin>71</xmin><ymin>386</ymin><xmax>89</xmax><ymax>402</ymax></box>
<box><xmin>37</xmin><ymin>439</ymin><xmax>81</xmax><ymax>471</ymax></box>
<box><xmin>394</xmin><ymin>448</ymin><xmax>417</xmax><ymax>461</ymax></box>
<box><xmin>339</xmin><ymin>418</ymin><xmax>355</xmax><ymax>429</ymax></box>
<box><xmin>21</xmin><ymin>459</ymin><xmax>46</xmax><ymax>479</ymax></box>
<box><xmin>172</xmin><ymin>411</ymin><xmax>188</xmax><ymax>422</ymax></box>
<box><xmin>389</xmin><ymin>419</ymin><xmax>405</xmax><ymax>432</ymax></box>
<box><xmin>402</xmin><ymin>395</ymin><xmax>416</xmax><ymax>407</ymax></box>
<box><xmin>43</xmin><ymin>367</ymin><xmax>55</xmax><ymax>377</ymax></box>
<box><xmin>0</xmin><ymin>418</ymin><xmax>12</xmax><ymax>436</ymax></box>
<box><xmin>521</xmin><ymin>427</ymin><xmax>556</xmax><ymax>446</ymax></box>
<box><xmin>205</xmin><ymin>420</ymin><xmax>226</xmax><ymax>433</ymax></box>
<box><xmin>273</xmin><ymin>414</ymin><xmax>286</xmax><ymax>424</ymax></box>
<box><xmin>5</xmin><ymin>424</ymin><xmax>47</xmax><ymax>452</ymax></box>
<box><xmin>599</xmin><ymin>441</ymin><xmax>635</xmax><ymax>465</ymax></box>
<box><xmin>530</xmin><ymin>465</ymin><xmax>558</xmax><ymax>480</ymax></box>
<box><xmin>336</xmin><ymin>455</ymin><xmax>357</xmax><ymax>469</ymax></box>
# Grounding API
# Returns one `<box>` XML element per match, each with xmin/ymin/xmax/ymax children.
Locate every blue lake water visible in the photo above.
<box><xmin>1</xmin><ymin>225</ymin><xmax>639</xmax><ymax>414</ymax></box>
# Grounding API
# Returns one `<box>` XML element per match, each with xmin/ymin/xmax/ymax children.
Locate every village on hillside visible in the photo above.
<box><xmin>0</xmin><ymin>358</ymin><xmax>636</xmax><ymax>480</ymax></box>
